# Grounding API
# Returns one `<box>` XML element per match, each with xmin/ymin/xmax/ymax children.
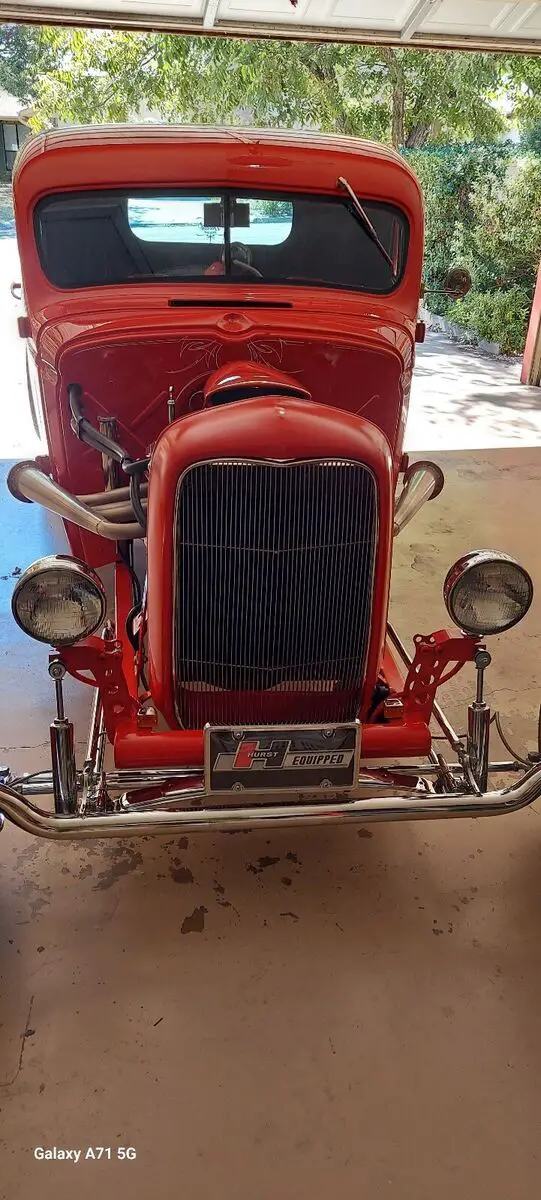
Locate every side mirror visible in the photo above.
<box><xmin>443</xmin><ymin>267</ymin><xmax>472</xmax><ymax>298</ymax></box>
<box><xmin>422</xmin><ymin>267</ymin><xmax>472</xmax><ymax>300</ymax></box>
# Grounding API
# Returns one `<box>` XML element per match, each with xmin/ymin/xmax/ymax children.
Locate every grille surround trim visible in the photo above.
<box><xmin>172</xmin><ymin>457</ymin><xmax>378</xmax><ymax>728</ymax></box>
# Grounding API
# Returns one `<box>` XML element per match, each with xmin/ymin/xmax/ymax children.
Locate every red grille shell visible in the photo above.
<box><xmin>147</xmin><ymin>395</ymin><xmax>393</xmax><ymax>730</ymax></box>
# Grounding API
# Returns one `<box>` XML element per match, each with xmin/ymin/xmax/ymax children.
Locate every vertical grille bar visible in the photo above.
<box><xmin>174</xmin><ymin>459</ymin><xmax>378</xmax><ymax>727</ymax></box>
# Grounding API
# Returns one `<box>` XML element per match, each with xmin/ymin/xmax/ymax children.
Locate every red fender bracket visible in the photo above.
<box><xmin>59</xmin><ymin>636</ymin><xmax>139</xmax><ymax>740</ymax></box>
<box><xmin>402</xmin><ymin>629</ymin><xmax>479</xmax><ymax>725</ymax></box>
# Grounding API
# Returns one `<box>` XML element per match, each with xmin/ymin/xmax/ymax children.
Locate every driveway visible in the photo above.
<box><xmin>410</xmin><ymin>331</ymin><xmax>541</xmax><ymax>450</ymax></box>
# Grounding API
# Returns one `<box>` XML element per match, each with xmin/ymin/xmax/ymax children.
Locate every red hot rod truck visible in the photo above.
<box><xmin>1</xmin><ymin>124</ymin><xmax>539</xmax><ymax>840</ymax></box>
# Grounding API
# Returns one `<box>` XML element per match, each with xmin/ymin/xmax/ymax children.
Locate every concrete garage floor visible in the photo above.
<box><xmin>1</xmin><ymin>254</ymin><xmax>541</xmax><ymax>1197</ymax></box>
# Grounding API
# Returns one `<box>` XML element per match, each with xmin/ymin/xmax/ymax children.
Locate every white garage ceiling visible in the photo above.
<box><xmin>3</xmin><ymin>0</ymin><xmax>541</xmax><ymax>52</ymax></box>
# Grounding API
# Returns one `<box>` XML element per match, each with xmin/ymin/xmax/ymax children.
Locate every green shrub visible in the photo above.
<box><xmin>404</xmin><ymin>145</ymin><xmax>541</xmax><ymax>354</ymax></box>
<box><xmin>520</xmin><ymin>124</ymin><xmax>541</xmax><ymax>156</ymax></box>
<box><xmin>452</xmin><ymin>287</ymin><xmax>531</xmax><ymax>355</ymax></box>
<box><xmin>404</xmin><ymin>143</ymin><xmax>512</xmax><ymax>295</ymax></box>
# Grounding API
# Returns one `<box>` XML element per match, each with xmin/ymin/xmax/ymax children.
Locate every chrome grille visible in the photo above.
<box><xmin>174</xmin><ymin>459</ymin><xmax>377</xmax><ymax>727</ymax></box>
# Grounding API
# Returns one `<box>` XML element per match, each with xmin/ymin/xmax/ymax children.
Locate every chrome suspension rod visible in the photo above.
<box><xmin>12</xmin><ymin>758</ymin><xmax>520</xmax><ymax>800</ymax></box>
<box><xmin>1</xmin><ymin>766</ymin><xmax>541</xmax><ymax>839</ymax></box>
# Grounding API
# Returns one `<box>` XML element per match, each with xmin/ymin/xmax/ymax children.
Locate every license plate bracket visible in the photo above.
<box><xmin>204</xmin><ymin>722</ymin><xmax>360</xmax><ymax>795</ymax></box>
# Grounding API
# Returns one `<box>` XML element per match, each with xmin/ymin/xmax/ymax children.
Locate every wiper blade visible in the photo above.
<box><xmin>337</xmin><ymin>176</ymin><xmax>395</xmax><ymax>276</ymax></box>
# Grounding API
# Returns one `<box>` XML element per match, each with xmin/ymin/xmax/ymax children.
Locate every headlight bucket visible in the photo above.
<box><xmin>12</xmin><ymin>555</ymin><xmax>106</xmax><ymax>646</ymax></box>
<box><xmin>444</xmin><ymin>550</ymin><xmax>533</xmax><ymax>636</ymax></box>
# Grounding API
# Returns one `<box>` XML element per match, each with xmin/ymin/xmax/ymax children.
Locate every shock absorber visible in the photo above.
<box><xmin>49</xmin><ymin>659</ymin><xmax>77</xmax><ymax>814</ymax></box>
<box><xmin>467</xmin><ymin>648</ymin><xmax>492</xmax><ymax>793</ymax></box>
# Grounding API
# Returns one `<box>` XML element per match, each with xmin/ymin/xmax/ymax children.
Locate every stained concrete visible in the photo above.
<box><xmin>1</xmin><ymin>268</ymin><xmax>541</xmax><ymax>1198</ymax></box>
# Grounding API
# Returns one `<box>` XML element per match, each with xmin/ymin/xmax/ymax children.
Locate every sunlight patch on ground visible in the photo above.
<box><xmin>0</xmin><ymin>239</ymin><xmax>41</xmax><ymax>459</ymax></box>
<box><xmin>407</xmin><ymin>333</ymin><xmax>541</xmax><ymax>452</ymax></box>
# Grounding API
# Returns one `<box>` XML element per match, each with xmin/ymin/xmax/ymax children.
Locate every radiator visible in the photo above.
<box><xmin>173</xmin><ymin>459</ymin><xmax>378</xmax><ymax>727</ymax></box>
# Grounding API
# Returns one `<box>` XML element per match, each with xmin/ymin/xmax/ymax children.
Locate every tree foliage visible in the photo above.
<box><xmin>30</xmin><ymin>29</ymin><xmax>510</xmax><ymax>150</ymax></box>
<box><xmin>0</xmin><ymin>24</ymin><xmax>54</xmax><ymax>104</ymax></box>
<box><xmin>503</xmin><ymin>55</ymin><xmax>541</xmax><ymax>133</ymax></box>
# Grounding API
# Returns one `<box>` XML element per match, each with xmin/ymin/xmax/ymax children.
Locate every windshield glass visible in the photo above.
<box><xmin>35</xmin><ymin>188</ymin><xmax>408</xmax><ymax>294</ymax></box>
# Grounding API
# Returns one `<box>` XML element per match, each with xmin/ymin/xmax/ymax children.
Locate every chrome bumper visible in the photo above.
<box><xmin>1</xmin><ymin>764</ymin><xmax>541</xmax><ymax>840</ymax></box>
<box><xmin>3</xmin><ymin>624</ymin><xmax>539</xmax><ymax>841</ymax></box>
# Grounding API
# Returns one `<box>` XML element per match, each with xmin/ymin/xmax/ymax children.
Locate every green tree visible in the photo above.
<box><xmin>32</xmin><ymin>29</ymin><xmax>508</xmax><ymax>150</ymax></box>
<box><xmin>0</xmin><ymin>23</ymin><xmax>52</xmax><ymax>103</ymax></box>
<box><xmin>503</xmin><ymin>56</ymin><xmax>541</xmax><ymax>133</ymax></box>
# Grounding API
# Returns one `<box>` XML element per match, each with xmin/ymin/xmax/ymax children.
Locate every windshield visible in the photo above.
<box><xmin>34</xmin><ymin>188</ymin><xmax>409</xmax><ymax>295</ymax></box>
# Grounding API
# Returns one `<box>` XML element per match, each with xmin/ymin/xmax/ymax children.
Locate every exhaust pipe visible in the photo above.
<box><xmin>79</xmin><ymin>483</ymin><xmax>148</xmax><ymax>506</ymax></box>
<box><xmin>394</xmin><ymin>460</ymin><xmax>444</xmax><ymax>536</ymax></box>
<box><xmin>10</xmin><ymin>457</ymin><xmax>439</xmax><ymax>543</ymax></box>
<box><xmin>7</xmin><ymin>461</ymin><xmax>144</xmax><ymax>541</ymax></box>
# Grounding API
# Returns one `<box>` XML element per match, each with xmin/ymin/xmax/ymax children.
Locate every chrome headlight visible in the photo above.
<box><xmin>12</xmin><ymin>556</ymin><xmax>106</xmax><ymax>646</ymax></box>
<box><xmin>444</xmin><ymin>550</ymin><xmax>533</xmax><ymax>636</ymax></box>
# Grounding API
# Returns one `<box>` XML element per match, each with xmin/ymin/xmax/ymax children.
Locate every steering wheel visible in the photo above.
<box><xmin>231</xmin><ymin>260</ymin><xmax>263</xmax><ymax>279</ymax></box>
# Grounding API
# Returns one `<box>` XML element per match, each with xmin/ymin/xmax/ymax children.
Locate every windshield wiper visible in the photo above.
<box><xmin>337</xmin><ymin>176</ymin><xmax>396</xmax><ymax>276</ymax></box>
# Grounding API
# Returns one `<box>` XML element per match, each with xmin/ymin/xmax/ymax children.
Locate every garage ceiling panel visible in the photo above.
<box><xmin>4</xmin><ymin>0</ymin><xmax>541</xmax><ymax>50</ymax></box>
<box><xmin>424</xmin><ymin>0</ymin><xmax>524</xmax><ymax>33</ymax></box>
<box><xmin>330</xmin><ymin>0</ymin><xmax>414</xmax><ymax>29</ymax></box>
<box><xmin>509</xmin><ymin>1</ymin><xmax>541</xmax><ymax>31</ymax></box>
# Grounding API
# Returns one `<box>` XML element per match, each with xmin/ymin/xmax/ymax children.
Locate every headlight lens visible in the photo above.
<box><xmin>444</xmin><ymin>550</ymin><xmax>533</xmax><ymax>636</ymax></box>
<box><xmin>12</xmin><ymin>556</ymin><xmax>106</xmax><ymax>646</ymax></box>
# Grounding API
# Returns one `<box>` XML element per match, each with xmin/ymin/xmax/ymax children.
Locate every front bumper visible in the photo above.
<box><xmin>2</xmin><ymin>763</ymin><xmax>541</xmax><ymax>840</ymax></box>
<box><xmin>3</xmin><ymin>618</ymin><xmax>538</xmax><ymax>841</ymax></box>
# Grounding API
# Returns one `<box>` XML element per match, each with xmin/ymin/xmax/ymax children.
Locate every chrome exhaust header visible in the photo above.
<box><xmin>2</xmin><ymin>764</ymin><xmax>541</xmax><ymax>840</ymax></box>
<box><xmin>394</xmin><ymin>460</ymin><xmax>445</xmax><ymax>536</ymax></box>
<box><xmin>7</xmin><ymin>461</ymin><xmax>144</xmax><ymax>541</ymax></box>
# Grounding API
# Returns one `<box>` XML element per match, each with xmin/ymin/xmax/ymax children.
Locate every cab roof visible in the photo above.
<box><xmin>13</xmin><ymin>124</ymin><xmax>422</xmax><ymax>220</ymax></box>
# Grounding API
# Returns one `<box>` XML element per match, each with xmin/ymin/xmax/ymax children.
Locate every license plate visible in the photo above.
<box><xmin>204</xmin><ymin>722</ymin><xmax>360</xmax><ymax>795</ymax></box>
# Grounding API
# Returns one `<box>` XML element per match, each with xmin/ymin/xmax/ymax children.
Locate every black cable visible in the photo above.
<box><xmin>123</xmin><ymin>456</ymin><xmax>150</xmax><ymax>476</ymax></box>
<box><xmin>68</xmin><ymin>383</ymin><xmax>150</xmax><ymax>477</ymax></box>
<box><xmin>129</xmin><ymin>473</ymin><xmax>147</xmax><ymax>534</ymax></box>
<box><xmin>125</xmin><ymin>601</ymin><xmax>149</xmax><ymax>692</ymax></box>
<box><xmin>126</xmin><ymin>602</ymin><xmax>142</xmax><ymax>651</ymax></box>
<box><xmin>127</xmin><ymin>603</ymin><xmax>149</xmax><ymax>689</ymax></box>
<box><xmin>68</xmin><ymin>383</ymin><xmax>128</xmax><ymax>463</ymax></box>
<box><xmin>117</xmin><ymin>542</ymin><xmax>142</xmax><ymax>607</ymax></box>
